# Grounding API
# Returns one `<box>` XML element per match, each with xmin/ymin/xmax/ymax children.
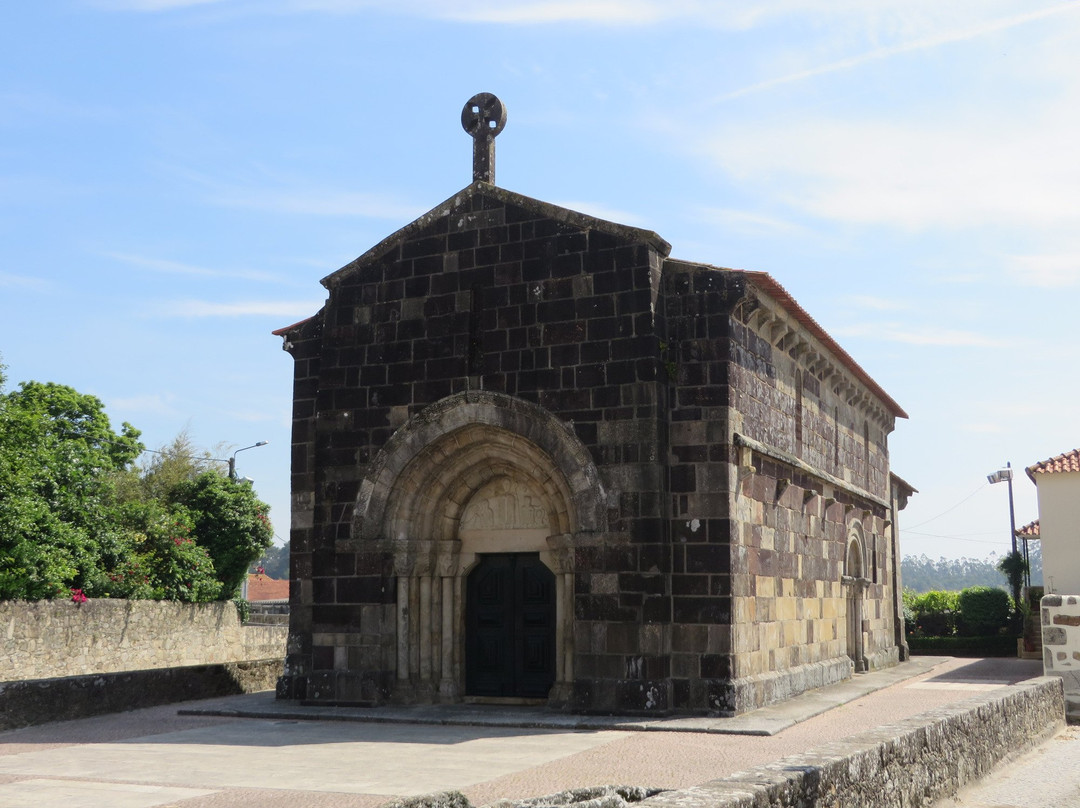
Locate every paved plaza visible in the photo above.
<box><xmin>0</xmin><ymin>657</ymin><xmax>1064</xmax><ymax>808</ymax></box>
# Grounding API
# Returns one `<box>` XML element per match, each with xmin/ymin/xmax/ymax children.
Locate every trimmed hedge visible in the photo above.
<box><xmin>958</xmin><ymin>586</ymin><xmax>1011</xmax><ymax>636</ymax></box>
<box><xmin>908</xmin><ymin>635</ymin><xmax>1018</xmax><ymax>657</ymax></box>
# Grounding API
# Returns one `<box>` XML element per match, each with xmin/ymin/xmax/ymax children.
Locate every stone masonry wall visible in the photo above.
<box><xmin>280</xmin><ymin>186</ymin><xmax>675</xmax><ymax>711</ymax></box>
<box><xmin>660</xmin><ymin>263</ymin><xmax>899</xmax><ymax>713</ymax></box>
<box><xmin>1</xmin><ymin>599</ymin><xmax>286</xmax><ymax>682</ymax></box>
<box><xmin>1042</xmin><ymin>593</ymin><xmax>1080</xmax><ymax>715</ymax></box>
<box><xmin>641</xmin><ymin>676</ymin><xmax>1063</xmax><ymax>808</ymax></box>
<box><xmin>725</xmin><ymin>283</ymin><xmax>897</xmax><ymax>696</ymax></box>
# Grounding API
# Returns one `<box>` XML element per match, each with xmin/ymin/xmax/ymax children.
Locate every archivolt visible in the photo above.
<box><xmin>353</xmin><ymin>391</ymin><xmax>605</xmax><ymax>541</ymax></box>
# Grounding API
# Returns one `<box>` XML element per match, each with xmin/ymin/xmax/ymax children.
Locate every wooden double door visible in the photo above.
<box><xmin>465</xmin><ymin>553</ymin><xmax>555</xmax><ymax>699</ymax></box>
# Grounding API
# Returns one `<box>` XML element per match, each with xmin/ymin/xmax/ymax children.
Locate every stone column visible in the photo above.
<box><xmin>546</xmin><ymin>534</ymin><xmax>576</xmax><ymax>706</ymax></box>
<box><xmin>396</xmin><ymin>576</ymin><xmax>410</xmax><ymax>684</ymax></box>
<box><xmin>437</xmin><ymin>541</ymin><xmax>461</xmax><ymax>700</ymax></box>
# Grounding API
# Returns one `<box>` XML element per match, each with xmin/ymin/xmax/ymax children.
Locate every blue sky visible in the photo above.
<box><xmin>3</xmin><ymin>1</ymin><xmax>1078</xmax><ymax>561</ymax></box>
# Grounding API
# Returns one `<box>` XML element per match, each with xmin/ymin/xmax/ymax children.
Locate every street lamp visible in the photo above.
<box><xmin>229</xmin><ymin>441</ymin><xmax>269</xmax><ymax>479</ymax></box>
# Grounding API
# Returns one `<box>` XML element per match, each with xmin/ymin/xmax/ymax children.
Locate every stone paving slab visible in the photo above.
<box><xmin>179</xmin><ymin>655</ymin><xmax>952</xmax><ymax>736</ymax></box>
<box><xmin>0</xmin><ymin>779</ymin><xmax>218</xmax><ymax>808</ymax></box>
<box><xmin>0</xmin><ymin>656</ymin><xmax>1052</xmax><ymax>808</ymax></box>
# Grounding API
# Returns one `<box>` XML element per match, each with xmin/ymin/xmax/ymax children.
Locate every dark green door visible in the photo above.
<box><xmin>465</xmin><ymin>553</ymin><xmax>555</xmax><ymax>698</ymax></box>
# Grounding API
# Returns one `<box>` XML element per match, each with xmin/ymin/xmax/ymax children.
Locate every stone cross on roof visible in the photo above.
<box><xmin>461</xmin><ymin>92</ymin><xmax>506</xmax><ymax>184</ymax></box>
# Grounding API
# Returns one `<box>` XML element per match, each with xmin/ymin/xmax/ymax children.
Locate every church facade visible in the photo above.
<box><xmin>274</xmin><ymin>100</ymin><xmax>912</xmax><ymax>715</ymax></box>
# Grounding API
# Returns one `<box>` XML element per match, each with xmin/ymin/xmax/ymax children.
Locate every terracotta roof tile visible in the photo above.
<box><xmin>247</xmin><ymin>575</ymin><xmax>289</xmax><ymax>601</ymax></box>
<box><xmin>1026</xmin><ymin>448</ymin><xmax>1080</xmax><ymax>481</ymax></box>
<box><xmin>1016</xmin><ymin>519</ymin><xmax>1040</xmax><ymax>538</ymax></box>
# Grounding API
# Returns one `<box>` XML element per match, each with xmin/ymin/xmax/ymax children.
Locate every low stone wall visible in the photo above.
<box><xmin>1</xmin><ymin>599</ymin><xmax>286</xmax><ymax>682</ymax></box>
<box><xmin>1041</xmin><ymin>594</ymin><xmax>1080</xmax><ymax>716</ymax></box>
<box><xmin>0</xmin><ymin>659</ymin><xmax>282</xmax><ymax>731</ymax></box>
<box><xmin>638</xmin><ymin>676</ymin><xmax>1063</xmax><ymax>808</ymax></box>
<box><xmin>727</xmin><ymin>656</ymin><xmax>853</xmax><ymax>715</ymax></box>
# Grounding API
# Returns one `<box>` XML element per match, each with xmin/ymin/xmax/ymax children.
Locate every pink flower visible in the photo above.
<box><xmin>70</xmin><ymin>588</ymin><xmax>87</xmax><ymax>604</ymax></box>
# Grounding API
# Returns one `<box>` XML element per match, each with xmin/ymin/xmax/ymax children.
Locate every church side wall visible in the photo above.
<box><xmin>660</xmin><ymin>267</ymin><xmax>899</xmax><ymax>713</ymax></box>
<box><xmin>725</xmin><ymin>292</ymin><xmax>899</xmax><ymax>706</ymax></box>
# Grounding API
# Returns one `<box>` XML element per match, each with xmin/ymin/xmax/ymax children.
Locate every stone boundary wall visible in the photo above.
<box><xmin>639</xmin><ymin>676</ymin><xmax>1063</xmax><ymax>808</ymax></box>
<box><xmin>1</xmin><ymin>599</ymin><xmax>287</xmax><ymax>682</ymax></box>
<box><xmin>0</xmin><ymin>659</ymin><xmax>282</xmax><ymax>731</ymax></box>
<box><xmin>1041</xmin><ymin>594</ymin><xmax>1080</xmax><ymax>715</ymax></box>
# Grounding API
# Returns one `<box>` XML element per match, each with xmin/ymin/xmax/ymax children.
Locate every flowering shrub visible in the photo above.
<box><xmin>138</xmin><ymin>508</ymin><xmax>222</xmax><ymax>602</ymax></box>
<box><xmin>70</xmin><ymin>587</ymin><xmax>87</xmax><ymax>604</ymax></box>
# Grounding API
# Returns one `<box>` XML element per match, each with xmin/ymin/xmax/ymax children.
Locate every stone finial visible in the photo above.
<box><xmin>461</xmin><ymin>92</ymin><xmax>506</xmax><ymax>184</ymax></box>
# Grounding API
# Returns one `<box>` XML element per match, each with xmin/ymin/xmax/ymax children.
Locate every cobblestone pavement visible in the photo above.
<box><xmin>933</xmin><ymin>725</ymin><xmax>1080</xmax><ymax>808</ymax></box>
<box><xmin>0</xmin><ymin>657</ymin><xmax>1052</xmax><ymax>808</ymax></box>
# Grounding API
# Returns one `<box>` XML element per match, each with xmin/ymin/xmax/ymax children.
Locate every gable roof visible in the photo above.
<box><xmin>1027</xmin><ymin>448</ymin><xmax>1080</xmax><ymax>482</ymax></box>
<box><xmin>320</xmin><ymin>181</ymin><xmax>672</xmax><ymax>290</ymax></box>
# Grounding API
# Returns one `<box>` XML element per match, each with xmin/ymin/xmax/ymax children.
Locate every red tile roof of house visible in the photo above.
<box><xmin>1016</xmin><ymin>519</ymin><xmax>1040</xmax><ymax>538</ymax></box>
<box><xmin>1026</xmin><ymin>449</ymin><xmax>1080</xmax><ymax>482</ymax></box>
<box><xmin>247</xmin><ymin>575</ymin><xmax>289</xmax><ymax>601</ymax></box>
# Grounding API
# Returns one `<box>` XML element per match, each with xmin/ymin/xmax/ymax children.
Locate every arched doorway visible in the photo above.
<box><xmin>352</xmin><ymin>391</ymin><xmax>605</xmax><ymax>705</ymax></box>
<box><xmin>844</xmin><ymin>529</ymin><xmax>868</xmax><ymax>672</ymax></box>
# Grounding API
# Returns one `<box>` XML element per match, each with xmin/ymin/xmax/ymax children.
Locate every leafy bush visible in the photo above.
<box><xmin>903</xmin><ymin>589</ymin><xmax>961</xmax><ymax>636</ymax></box>
<box><xmin>958</xmin><ymin>585</ymin><xmax>1011</xmax><ymax>636</ymax></box>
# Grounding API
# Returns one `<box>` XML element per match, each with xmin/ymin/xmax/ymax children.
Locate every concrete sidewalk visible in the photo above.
<box><xmin>0</xmin><ymin>657</ymin><xmax>1048</xmax><ymax>808</ymax></box>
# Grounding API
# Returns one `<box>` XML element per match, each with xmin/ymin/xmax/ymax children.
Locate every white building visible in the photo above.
<box><xmin>1027</xmin><ymin>449</ymin><xmax>1080</xmax><ymax>594</ymax></box>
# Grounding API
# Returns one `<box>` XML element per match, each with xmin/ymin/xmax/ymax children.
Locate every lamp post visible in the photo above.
<box><xmin>986</xmin><ymin>463</ymin><xmax>1017</xmax><ymax>556</ymax></box>
<box><xmin>229</xmin><ymin>441</ymin><xmax>269</xmax><ymax>479</ymax></box>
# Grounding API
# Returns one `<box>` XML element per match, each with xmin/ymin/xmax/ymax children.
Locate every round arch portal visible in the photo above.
<box><xmin>350</xmin><ymin>391</ymin><xmax>605</xmax><ymax>705</ymax></box>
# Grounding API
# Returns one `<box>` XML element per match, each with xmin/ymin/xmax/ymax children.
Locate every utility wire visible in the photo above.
<box><xmin>903</xmin><ymin>482</ymin><xmax>988</xmax><ymax>530</ymax></box>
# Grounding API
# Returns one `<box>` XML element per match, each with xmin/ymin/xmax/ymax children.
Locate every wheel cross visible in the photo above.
<box><xmin>461</xmin><ymin>93</ymin><xmax>506</xmax><ymax>184</ymax></box>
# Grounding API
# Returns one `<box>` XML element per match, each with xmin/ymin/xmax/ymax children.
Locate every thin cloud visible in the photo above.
<box><xmin>832</xmin><ymin>322</ymin><xmax>1009</xmax><ymax>348</ymax></box>
<box><xmin>105</xmin><ymin>252</ymin><xmax>286</xmax><ymax>284</ymax></box>
<box><xmin>713</xmin><ymin>3</ymin><xmax>1080</xmax><ymax>102</ymax></box>
<box><xmin>0</xmin><ymin>272</ymin><xmax>52</xmax><ymax>292</ymax></box>
<box><xmin>156</xmin><ymin>299</ymin><xmax>324</xmax><ymax>317</ymax></box>
<box><xmin>447</xmin><ymin>1</ymin><xmax>670</xmax><ymax>24</ymax></box>
<box><xmin>91</xmin><ymin>0</ymin><xmax>225</xmax><ymax>9</ymax></box>
<box><xmin>553</xmin><ymin>199</ymin><xmax>648</xmax><ymax>227</ymax></box>
<box><xmin>213</xmin><ymin>188</ymin><xmax>425</xmax><ymax>220</ymax></box>
<box><xmin>700</xmin><ymin>112</ymin><xmax>1080</xmax><ymax>233</ymax></box>
<box><xmin>107</xmin><ymin>393</ymin><xmax>181</xmax><ymax>417</ymax></box>
<box><xmin>960</xmin><ymin>422</ymin><xmax>1004</xmax><ymax>434</ymax></box>
<box><xmin>1006</xmin><ymin>253</ymin><xmax>1080</xmax><ymax>288</ymax></box>
<box><xmin>164</xmin><ymin>165</ymin><xmax>427</xmax><ymax>222</ymax></box>
<box><xmin>843</xmin><ymin>295</ymin><xmax>909</xmax><ymax>311</ymax></box>
<box><xmin>696</xmin><ymin>207</ymin><xmax>813</xmax><ymax>239</ymax></box>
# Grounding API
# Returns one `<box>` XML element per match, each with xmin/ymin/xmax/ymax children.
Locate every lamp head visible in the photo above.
<box><xmin>987</xmin><ymin>469</ymin><xmax>1013</xmax><ymax>484</ymax></box>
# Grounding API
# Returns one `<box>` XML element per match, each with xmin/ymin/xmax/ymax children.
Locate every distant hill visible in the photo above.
<box><xmin>901</xmin><ymin>544</ymin><xmax>1042</xmax><ymax>593</ymax></box>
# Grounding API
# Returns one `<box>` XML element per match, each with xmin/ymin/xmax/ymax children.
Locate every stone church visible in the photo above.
<box><xmin>274</xmin><ymin>94</ymin><xmax>914</xmax><ymax>715</ymax></box>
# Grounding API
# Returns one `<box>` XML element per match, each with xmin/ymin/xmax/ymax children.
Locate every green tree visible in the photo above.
<box><xmin>996</xmin><ymin>550</ymin><xmax>1029</xmax><ymax>629</ymax></box>
<box><xmin>169</xmin><ymin>471</ymin><xmax>273</xmax><ymax>597</ymax></box>
<box><xmin>253</xmin><ymin>541</ymin><xmax>290</xmax><ymax>579</ymax></box>
<box><xmin>115</xmin><ymin>431</ymin><xmax>274</xmax><ymax>600</ymax></box>
<box><xmin>0</xmin><ymin>378</ymin><xmax>143</xmax><ymax>599</ymax></box>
